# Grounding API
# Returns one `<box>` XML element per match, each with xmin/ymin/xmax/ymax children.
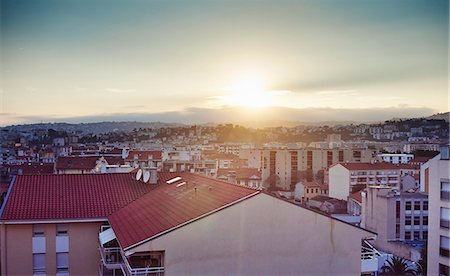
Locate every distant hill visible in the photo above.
<box><xmin>427</xmin><ymin>112</ymin><xmax>449</xmax><ymax>122</ymax></box>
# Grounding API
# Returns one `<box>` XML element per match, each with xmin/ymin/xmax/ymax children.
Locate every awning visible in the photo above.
<box><xmin>99</xmin><ymin>227</ymin><xmax>116</xmax><ymax>245</ymax></box>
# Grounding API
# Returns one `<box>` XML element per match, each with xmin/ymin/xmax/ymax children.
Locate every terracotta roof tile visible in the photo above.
<box><xmin>108</xmin><ymin>172</ymin><xmax>259</xmax><ymax>249</ymax></box>
<box><xmin>0</xmin><ymin>172</ymin><xmax>179</xmax><ymax>221</ymax></box>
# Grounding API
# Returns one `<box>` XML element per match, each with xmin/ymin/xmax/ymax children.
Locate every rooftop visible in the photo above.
<box><xmin>0</xmin><ymin>172</ymin><xmax>179</xmax><ymax>221</ymax></box>
<box><xmin>108</xmin><ymin>172</ymin><xmax>259</xmax><ymax>249</ymax></box>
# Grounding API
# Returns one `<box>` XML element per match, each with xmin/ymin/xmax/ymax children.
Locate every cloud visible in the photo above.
<box><xmin>104</xmin><ymin>88</ymin><xmax>137</xmax><ymax>94</ymax></box>
<box><xmin>0</xmin><ymin>106</ymin><xmax>440</xmax><ymax>126</ymax></box>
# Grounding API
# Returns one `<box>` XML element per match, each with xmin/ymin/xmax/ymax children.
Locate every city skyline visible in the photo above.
<box><xmin>1</xmin><ymin>0</ymin><xmax>448</xmax><ymax>125</ymax></box>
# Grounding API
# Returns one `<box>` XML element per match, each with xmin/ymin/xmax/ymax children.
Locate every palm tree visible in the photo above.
<box><xmin>382</xmin><ymin>256</ymin><xmax>418</xmax><ymax>275</ymax></box>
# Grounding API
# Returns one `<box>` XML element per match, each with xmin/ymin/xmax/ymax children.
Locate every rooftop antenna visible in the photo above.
<box><xmin>143</xmin><ymin>170</ymin><xmax>150</xmax><ymax>183</ymax></box>
<box><xmin>136</xmin><ymin>169</ymin><xmax>143</xmax><ymax>181</ymax></box>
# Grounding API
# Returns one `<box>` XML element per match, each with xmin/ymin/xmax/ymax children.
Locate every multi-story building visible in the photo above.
<box><xmin>361</xmin><ymin>187</ymin><xmax>428</xmax><ymax>261</ymax></box>
<box><xmin>123</xmin><ymin>150</ymin><xmax>163</xmax><ymax>170</ymax></box>
<box><xmin>329</xmin><ymin>162</ymin><xmax>402</xmax><ymax>200</ymax></box>
<box><xmin>0</xmin><ymin>172</ymin><xmax>380</xmax><ymax>275</ymax></box>
<box><xmin>377</xmin><ymin>153</ymin><xmax>414</xmax><ymax>164</ymax></box>
<box><xmin>426</xmin><ymin>146</ymin><xmax>450</xmax><ymax>276</ymax></box>
<box><xmin>261</xmin><ymin>148</ymin><xmax>375</xmax><ymax>191</ymax></box>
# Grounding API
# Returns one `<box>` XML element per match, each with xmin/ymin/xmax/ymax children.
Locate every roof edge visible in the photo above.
<box><xmin>1</xmin><ymin>218</ymin><xmax>108</xmax><ymax>224</ymax></box>
<box><xmin>122</xmin><ymin>190</ymin><xmax>261</xmax><ymax>252</ymax></box>
<box><xmin>0</xmin><ymin>175</ymin><xmax>16</xmax><ymax>218</ymax></box>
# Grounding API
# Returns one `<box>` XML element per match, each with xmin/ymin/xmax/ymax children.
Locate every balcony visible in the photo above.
<box><xmin>361</xmin><ymin>240</ymin><xmax>387</xmax><ymax>274</ymax></box>
<box><xmin>99</xmin><ymin>247</ymin><xmax>123</xmax><ymax>270</ymax></box>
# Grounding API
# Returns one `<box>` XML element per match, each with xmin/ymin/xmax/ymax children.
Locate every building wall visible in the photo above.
<box><xmin>329</xmin><ymin>164</ymin><xmax>350</xmax><ymax>200</ymax></box>
<box><xmin>0</xmin><ymin>222</ymin><xmax>103</xmax><ymax>276</ymax></box>
<box><xmin>131</xmin><ymin>193</ymin><xmax>374</xmax><ymax>275</ymax></box>
<box><xmin>69</xmin><ymin>222</ymin><xmax>103</xmax><ymax>275</ymax></box>
<box><xmin>427</xmin><ymin>154</ymin><xmax>450</xmax><ymax>276</ymax></box>
<box><xmin>1</xmin><ymin>224</ymin><xmax>33</xmax><ymax>275</ymax></box>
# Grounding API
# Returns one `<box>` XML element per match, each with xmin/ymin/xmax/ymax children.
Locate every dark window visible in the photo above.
<box><xmin>396</xmin><ymin>201</ymin><xmax>400</xmax><ymax>218</ymax></box>
<box><xmin>442</xmin><ymin>182</ymin><xmax>450</xmax><ymax>201</ymax></box>
<box><xmin>441</xmin><ymin>208</ymin><xmax>450</xmax><ymax>229</ymax></box>
<box><xmin>395</xmin><ymin>224</ymin><xmax>400</xmax><ymax>239</ymax></box>
<box><xmin>423</xmin><ymin>216</ymin><xmax>428</xmax><ymax>225</ymax></box>
<box><xmin>439</xmin><ymin>263</ymin><xmax>450</xmax><ymax>276</ymax></box>
<box><xmin>414</xmin><ymin>201</ymin><xmax>421</xmax><ymax>210</ymax></box>
<box><xmin>423</xmin><ymin>201</ymin><xmax>428</xmax><ymax>210</ymax></box>
<box><xmin>414</xmin><ymin>216</ymin><xmax>420</xmax><ymax>225</ymax></box>
<box><xmin>405</xmin><ymin>201</ymin><xmax>412</xmax><ymax>210</ymax></box>
<box><xmin>405</xmin><ymin>231</ymin><xmax>411</xmax><ymax>240</ymax></box>
<box><xmin>413</xmin><ymin>231</ymin><xmax>420</xmax><ymax>240</ymax></box>
<box><xmin>440</xmin><ymin>236</ymin><xmax>450</xmax><ymax>258</ymax></box>
<box><xmin>338</xmin><ymin>150</ymin><xmax>344</xmax><ymax>162</ymax></box>
<box><xmin>405</xmin><ymin>216</ymin><xmax>412</xmax><ymax>225</ymax></box>
<box><xmin>56</xmin><ymin>224</ymin><xmax>68</xmax><ymax>236</ymax></box>
<box><xmin>423</xmin><ymin>231</ymin><xmax>428</xmax><ymax>240</ymax></box>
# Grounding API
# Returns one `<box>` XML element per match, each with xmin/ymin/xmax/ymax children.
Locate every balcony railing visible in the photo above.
<box><xmin>99</xmin><ymin>247</ymin><xmax>123</xmax><ymax>269</ymax></box>
<box><xmin>120</xmin><ymin>251</ymin><xmax>164</xmax><ymax>276</ymax></box>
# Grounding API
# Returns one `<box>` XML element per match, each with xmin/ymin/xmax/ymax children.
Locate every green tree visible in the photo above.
<box><xmin>382</xmin><ymin>256</ymin><xmax>417</xmax><ymax>275</ymax></box>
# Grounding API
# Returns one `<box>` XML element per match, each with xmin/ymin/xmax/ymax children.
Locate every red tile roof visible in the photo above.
<box><xmin>337</xmin><ymin>162</ymin><xmax>401</xmax><ymax>171</ymax></box>
<box><xmin>56</xmin><ymin>156</ymin><xmax>99</xmax><ymax>170</ymax></box>
<box><xmin>108</xmin><ymin>172</ymin><xmax>259</xmax><ymax>249</ymax></box>
<box><xmin>0</xmin><ymin>173</ymin><xmax>179</xmax><ymax>221</ymax></box>
<box><xmin>125</xmin><ymin>150</ymin><xmax>162</xmax><ymax>161</ymax></box>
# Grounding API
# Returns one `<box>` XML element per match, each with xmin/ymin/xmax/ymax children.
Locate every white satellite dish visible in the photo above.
<box><xmin>143</xmin><ymin>170</ymin><xmax>150</xmax><ymax>183</ymax></box>
<box><xmin>136</xmin><ymin>169</ymin><xmax>143</xmax><ymax>181</ymax></box>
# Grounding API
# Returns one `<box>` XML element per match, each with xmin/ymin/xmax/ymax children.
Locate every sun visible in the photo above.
<box><xmin>222</xmin><ymin>73</ymin><xmax>272</xmax><ymax>108</ymax></box>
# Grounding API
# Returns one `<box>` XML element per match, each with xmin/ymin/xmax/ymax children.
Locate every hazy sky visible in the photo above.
<box><xmin>1</xmin><ymin>0</ymin><xmax>448</xmax><ymax>125</ymax></box>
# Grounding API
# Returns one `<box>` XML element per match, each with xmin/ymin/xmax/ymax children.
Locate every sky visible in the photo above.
<box><xmin>0</xmin><ymin>0</ymin><xmax>448</xmax><ymax>125</ymax></box>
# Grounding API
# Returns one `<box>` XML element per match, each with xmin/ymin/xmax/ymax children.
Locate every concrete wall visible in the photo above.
<box><xmin>2</xmin><ymin>224</ymin><xmax>33</xmax><ymax>275</ymax></box>
<box><xmin>131</xmin><ymin>193</ymin><xmax>373</xmax><ymax>275</ymax></box>
<box><xmin>69</xmin><ymin>222</ymin><xmax>103</xmax><ymax>275</ymax></box>
<box><xmin>0</xmin><ymin>222</ymin><xmax>103</xmax><ymax>276</ymax></box>
<box><xmin>427</xmin><ymin>154</ymin><xmax>450</xmax><ymax>276</ymax></box>
<box><xmin>329</xmin><ymin>164</ymin><xmax>350</xmax><ymax>200</ymax></box>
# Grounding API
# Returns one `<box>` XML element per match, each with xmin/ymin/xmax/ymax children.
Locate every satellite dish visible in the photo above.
<box><xmin>143</xmin><ymin>170</ymin><xmax>150</xmax><ymax>183</ymax></box>
<box><xmin>136</xmin><ymin>169</ymin><xmax>143</xmax><ymax>181</ymax></box>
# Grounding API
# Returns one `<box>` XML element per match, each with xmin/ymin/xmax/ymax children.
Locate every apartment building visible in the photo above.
<box><xmin>361</xmin><ymin>187</ymin><xmax>428</xmax><ymax>261</ymax></box>
<box><xmin>123</xmin><ymin>150</ymin><xmax>163</xmax><ymax>170</ymax></box>
<box><xmin>261</xmin><ymin>148</ymin><xmax>375</xmax><ymax>191</ymax></box>
<box><xmin>0</xmin><ymin>171</ymin><xmax>381</xmax><ymax>275</ymax></box>
<box><xmin>55</xmin><ymin>156</ymin><xmax>130</xmax><ymax>174</ymax></box>
<box><xmin>377</xmin><ymin>153</ymin><xmax>414</xmax><ymax>164</ymax></box>
<box><xmin>329</xmin><ymin>162</ymin><xmax>402</xmax><ymax>200</ymax></box>
<box><xmin>426</xmin><ymin>146</ymin><xmax>450</xmax><ymax>276</ymax></box>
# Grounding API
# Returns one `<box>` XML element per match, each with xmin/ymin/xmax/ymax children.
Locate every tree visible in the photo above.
<box><xmin>382</xmin><ymin>256</ymin><xmax>417</xmax><ymax>275</ymax></box>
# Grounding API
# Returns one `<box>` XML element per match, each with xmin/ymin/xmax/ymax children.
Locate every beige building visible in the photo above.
<box><xmin>260</xmin><ymin>148</ymin><xmax>375</xmax><ymax>191</ymax></box>
<box><xmin>329</xmin><ymin>162</ymin><xmax>402</xmax><ymax>200</ymax></box>
<box><xmin>361</xmin><ymin>187</ymin><xmax>428</xmax><ymax>261</ymax></box>
<box><xmin>425</xmin><ymin>146</ymin><xmax>450</xmax><ymax>276</ymax></box>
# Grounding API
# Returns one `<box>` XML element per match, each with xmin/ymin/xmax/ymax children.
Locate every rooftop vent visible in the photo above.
<box><xmin>166</xmin><ymin>176</ymin><xmax>182</xmax><ymax>184</ymax></box>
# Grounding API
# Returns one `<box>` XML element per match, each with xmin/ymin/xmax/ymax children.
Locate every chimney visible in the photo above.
<box><xmin>149</xmin><ymin>167</ymin><xmax>158</xmax><ymax>184</ymax></box>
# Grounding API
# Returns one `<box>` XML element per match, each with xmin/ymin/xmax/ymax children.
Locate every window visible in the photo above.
<box><xmin>33</xmin><ymin>253</ymin><xmax>45</xmax><ymax>274</ymax></box>
<box><xmin>439</xmin><ymin>263</ymin><xmax>449</xmax><ymax>276</ymax></box>
<box><xmin>413</xmin><ymin>231</ymin><xmax>420</xmax><ymax>240</ymax></box>
<box><xmin>423</xmin><ymin>216</ymin><xmax>428</xmax><ymax>225</ymax></box>
<box><xmin>442</xmin><ymin>182</ymin><xmax>450</xmax><ymax>201</ymax></box>
<box><xmin>405</xmin><ymin>216</ymin><xmax>412</xmax><ymax>225</ymax></box>
<box><xmin>56</xmin><ymin>252</ymin><xmax>69</xmax><ymax>272</ymax></box>
<box><xmin>405</xmin><ymin>201</ymin><xmax>412</xmax><ymax>210</ymax></box>
<box><xmin>395</xmin><ymin>224</ymin><xmax>400</xmax><ymax>239</ymax></box>
<box><xmin>423</xmin><ymin>231</ymin><xmax>428</xmax><ymax>240</ymax></box>
<box><xmin>396</xmin><ymin>201</ymin><xmax>400</xmax><ymax>218</ymax></box>
<box><xmin>414</xmin><ymin>201</ymin><xmax>421</xmax><ymax>210</ymax></box>
<box><xmin>441</xmin><ymin>208</ymin><xmax>450</xmax><ymax>229</ymax></box>
<box><xmin>33</xmin><ymin>225</ymin><xmax>45</xmax><ymax>237</ymax></box>
<box><xmin>423</xmin><ymin>201</ymin><xmax>428</xmax><ymax>210</ymax></box>
<box><xmin>414</xmin><ymin>217</ymin><xmax>420</xmax><ymax>225</ymax></box>
<box><xmin>56</xmin><ymin>224</ymin><xmax>68</xmax><ymax>236</ymax></box>
<box><xmin>405</xmin><ymin>231</ymin><xmax>411</xmax><ymax>240</ymax></box>
<box><xmin>440</xmin><ymin>236</ymin><xmax>450</xmax><ymax>257</ymax></box>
